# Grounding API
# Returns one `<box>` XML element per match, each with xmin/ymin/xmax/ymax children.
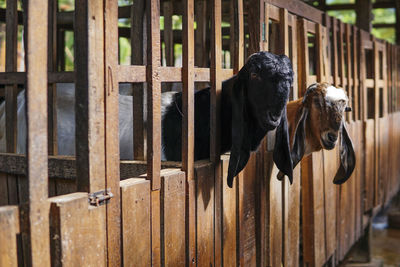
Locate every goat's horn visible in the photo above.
<box><xmin>345</xmin><ymin>107</ymin><xmax>352</xmax><ymax>112</ymax></box>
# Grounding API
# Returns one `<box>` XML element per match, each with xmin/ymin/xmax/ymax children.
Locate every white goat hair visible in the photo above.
<box><xmin>325</xmin><ymin>85</ymin><xmax>348</xmax><ymax>103</ymax></box>
<box><xmin>0</xmin><ymin>83</ymin><xmax>175</xmax><ymax>160</ymax></box>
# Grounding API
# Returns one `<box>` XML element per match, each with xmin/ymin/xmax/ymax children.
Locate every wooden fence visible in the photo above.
<box><xmin>0</xmin><ymin>0</ymin><xmax>399</xmax><ymax>266</ymax></box>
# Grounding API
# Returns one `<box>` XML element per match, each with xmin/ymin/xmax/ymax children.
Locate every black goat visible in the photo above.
<box><xmin>162</xmin><ymin>51</ymin><xmax>294</xmax><ymax>187</ymax></box>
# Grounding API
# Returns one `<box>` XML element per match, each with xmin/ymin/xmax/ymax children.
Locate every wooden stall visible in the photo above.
<box><xmin>0</xmin><ymin>0</ymin><xmax>399</xmax><ymax>266</ymax></box>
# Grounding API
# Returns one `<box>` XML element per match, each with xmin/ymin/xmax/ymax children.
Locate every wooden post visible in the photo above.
<box><xmin>146</xmin><ymin>0</ymin><xmax>162</xmax><ymax>265</ymax></box>
<box><xmin>131</xmin><ymin>0</ymin><xmax>145</xmax><ymax>160</ymax></box>
<box><xmin>25</xmin><ymin>0</ymin><xmax>51</xmax><ymax>265</ymax></box>
<box><xmin>146</xmin><ymin>0</ymin><xmax>161</xmax><ymax>190</ymax></box>
<box><xmin>356</xmin><ymin>0</ymin><xmax>372</xmax><ymax>32</ymax></box>
<box><xmin>48</xmin><ymin>0</ymin><xmax>58</xmax><ymax>155</ymax></box>
<box><xmin>75</xmin><ymin>0</ymin><xmax>106</xmax><ymax>193</ymax></box>
<box><xmin>395</xmin><ymin>0</ymin><xmax>400</xmax><ymax>45</ymax></box>
<box><xmin>211</xmin><ymin>0</ymin><xmax>223</xmax><ymax>265</ymax></box>
<box><xmin>5</xmin><ymin>0</ymin><xmax>19</xmax><ymax>206</ymax></box>
<box><xmin>105</xmin><ymin>0</ymin><xmax>121</xmax><ymax>265</ymax></box>
<box><xmin>182</xmin><ymin>0</ymin><xmax>196</xmax><ymax>265</ymax></box>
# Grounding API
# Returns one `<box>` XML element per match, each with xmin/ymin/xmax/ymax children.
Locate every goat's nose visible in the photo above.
<box><xmin>327</xmin><ymin>133</ymin><xmax>337</xmax><ymax>142</ymax></box>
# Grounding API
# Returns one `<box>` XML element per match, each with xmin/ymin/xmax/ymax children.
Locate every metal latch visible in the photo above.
<box><xmin>88</xmin><ymin>189</ymin><xmax>114</xmax><ymax>206</ymax></box>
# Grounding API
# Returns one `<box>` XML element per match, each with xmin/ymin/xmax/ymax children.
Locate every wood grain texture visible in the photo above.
<box><xmin>0</xmin><ymin>206</ymin><xmax>20</xmax><ymax>267</ymax></box>
<box><xmin>25</xmin><ymin>0</ymin><xmax>51</xmax><ymax>265</ymax></box>
<box><xmin>301</xmin><ymin>152</ymin><xmax>326</xmax><ymax>267</ymax></box>
<box><xmin>182</xmin><ymin>0</ymin><xmax>195</xmax><ymax>181</ymax></box>
<box><xmin>49</xmin><ymin>193</ymin><xmax>106</xmax><ymax>266</ymax></box>
<box><xmin>74</xmin><ymin>0</ymin><xmax>106</xmax><ymax>192</ymax></box>
<box><xmin>221</xmin><ymin>156</ymin><xmax>237</xmax><ymax>267</ymax></box>
<box><xmin>195</xmin><ymin>162</ymin><xmax>214</xmax><ymax>267</ymax></box>
<box><xmin>130</xmin><ymin>0</ymin><xmax>145</xmax><ymax>160</ymax></box>
<box><xmin>104</xmin><ymin>0</ymin><xmax>121</xmax><ymax>264</ymax></box>
<box><xmin>161</xmin><ymin>169</ymin><xmax>186</xmax><ymax>266</ymax></box>
<box><xmin>120</xmin><ymin>179</ymin><xmax>151</xmax><ymax>266</ymax></box>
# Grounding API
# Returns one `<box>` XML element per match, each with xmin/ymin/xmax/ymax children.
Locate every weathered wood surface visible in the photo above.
<box><xmin>120</xmin><ymin>178</ymin><xmax>151</xmax><ymax>266</ymax></box>
<box><xmin>161</xmin><ymin>169</ymin><xmax>186</xmax><ymax>266</ymax></box>
<box><xmin>49</xmin><ymin>193</ymin><xmax>106</xmax><ymax>266</ymax></box>
<box><xmin>0</xmin><ymin>206</ymin><xmax>20</xmax><ymax>267</ymax></box>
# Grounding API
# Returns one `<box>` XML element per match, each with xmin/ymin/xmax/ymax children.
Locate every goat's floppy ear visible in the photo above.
<box><xmin>276</xmin><ymin>103</ymin><xmax>308</xmax><ymax>181</ymax></box>
<box><xmin>273</xmin><ymin>107</ymin><xmax>293</xmax><ymax>183</ymax></box>
<box><xmin>333</xmin><ymin>122</ymin><xmax>356</xmax><ymax>184</ymax></box>
<box><xmin>291</xmin><ymin>106</ymin><xmax>308</xmax><ymax>169</ymax></box>
<box><xmin>227</xmin><ymin>75</ymin><xmax>251</xmax><ymax>188</ymax></box>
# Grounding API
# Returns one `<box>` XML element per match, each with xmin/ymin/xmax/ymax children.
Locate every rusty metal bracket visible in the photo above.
<box><xmin>88</xmin><ymin>189</ymin><xmax>114</xmax><ymax>206</ymax></box>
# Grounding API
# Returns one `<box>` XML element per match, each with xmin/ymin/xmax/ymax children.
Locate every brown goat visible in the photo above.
<box><xmin>277</xmin><ymin>82</ymin><xmax>355</xmax><ymax>184</ymax></box>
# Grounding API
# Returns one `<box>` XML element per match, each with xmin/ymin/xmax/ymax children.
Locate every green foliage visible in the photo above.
<box><xmin>326</xmin><ymin>0</ymin><xmax>396</xmax><ymax>44</ymax></box>
<box><xmin>327</xmin><ymin>10</ymin><xmax>356</xmax><ymax>24</ymax></box>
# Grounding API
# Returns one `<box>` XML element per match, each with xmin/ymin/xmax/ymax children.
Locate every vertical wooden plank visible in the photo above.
<box><xmin>131</xmin><ymin>0</ymin><xmax>145</xmax><ymax>160</ymax></box>
<box><xmin>120</xmin><ymin>179</ymin><xmax>151</xmax><ymax>266</ymax></box>
<box><xmin>182</xmin><ymin>0</ymin><xmax>195</xmax><ymax>183</ymax></box>
<box><xmin>48</xmin><ymin>0</ymin><xmax>58</xmax><ymax>155</ymax></box>
<box><xmin>195</xmin><ymin>163</ymin><xmax>215</xmax><ymax>267</ymax></box>
<box><xmin>74</xmin><ymin>0</ymin><xmax>106</xmax><ymax>192</ymax></box>
<box><xmin>146</xmin><ymin>0</ymin><xmax>161</xmax><ymax>190</ymax></box>
<box><xmin>232</xmin><ymin>0</ymin><xmax>244</xmax><ymax>73</ymax></box>
<box><xmin>221</xmin><ymin>156</ymin><xmax>237</xmax><ymax>267</ymax></box>
<box><xmin>373</xmin><ymin>40</ymin><xmax>380</xmax><ymax>207</ymax></box>
<box><xmin>298</xmin><ymin>18</ymin><xmax>309</xmax><ymax>96</ymax></box>
<box><xmin>104</xmin><ymin>0</ymin><xmax>121</xmax><ymax>265</ymax></box>
<box><xmin>332</xmin><ymin>18</ymin><xmax>340</xmax><ymax>86</ymax></box>
<box><xmin>5</xmin><ymin>0</ymin><xmax>18</xmax><ymax>153</ymax></box>
<box><xmin>49</xmin><ymin>193</ymin><xmax>106</xmax><ymax>266</ymax></box>
<box><xmin>316</xmin><ymin>24</ymin><xmax>325</xmax><ymax>82</ymax></box>
<box><xmin>161</xmin><ymin>170</ymin><xmax>186</xmax><ymax>266</ymax></box>
<box><xmin>163</xmin><ymin>1</ymin><xmax>174</xmax><ymax>67</ymax></box>
<box><xmin>182</xmin><ymin>0</ymin><xmax>196</xmax><ymax>266</ymax></box>
<box><xmin>301</xmin><ymin>153</ymin><xmax>326</xmax><ymax>267</ymax></box>
<box><xmin>0</xmin><ymin>206</ymin><xmax>20</xmax><ymax>267</ymax></box>
<box><xmin>5</xmin><ymin>0</ymin><xmax>19</xmax><ymax>206</ymax></box>
<box><xmin>352</xmin><ymin>26</ymin><xmax>359</xmax><ymax>121</ymax></box>
<box><xmin>355</xmin><ymin>0</ymin><xmax>372</xmax><ymax>32</ymax></box>
<box><xmin>346</xmin><ymin>24</ymin><xmax>352</xmax><ymax>121</ymax></box>
<box><xmin>339</xmin><ymin>22</ymin><xmax>345</xmax><ymax>88</ymax></box>
<box><xmin>210</xmin><ymin>0</ymin><xmax>223</xmax><ymax>266</ymax></box>
<box><xmin>25</xmin><ymin>0</ymin><xmax>50</xmax><ymax>265</ymax></box>
<box><xmin>194</xmin><ymin>0</ymin><xmax>207</xmax><ymax>68</ymax></box>
<box><xmin>283</xmin><ymin>166</ymin><xmax>300</xmax><ymax>267</ymax></box>
<box><xmin>151</xmin><ymin>190</ymin><xmax>161</xmax><ymax>266</ymax></box>
<box><xmin>0</xmin><ymin>173</ymin><xmax>9</xmax><ymax>205</ymax></box>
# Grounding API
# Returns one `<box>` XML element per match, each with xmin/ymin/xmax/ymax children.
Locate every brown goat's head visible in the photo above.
<box><xmin>302</xmin><ymin>83</ymin><xmax>349</xmax><ymax>151</ymax></box>
<box><xmin>280</xmin><ymin>82</ymin><xmax>355</xmax><ymax>184</ymax></box>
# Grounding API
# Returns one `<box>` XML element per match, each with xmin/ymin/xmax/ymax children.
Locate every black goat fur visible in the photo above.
<box><xmin>162</xmin><ymin>51</ymin><xmax>294</xmax><ymax>187</ymax></box>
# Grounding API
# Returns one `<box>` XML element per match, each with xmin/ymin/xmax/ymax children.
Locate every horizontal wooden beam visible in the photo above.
<box><xmin>0</xmin><ymin>72</ymin><xmax>75</xmax><ymax>84</ymax></box>
<box><xmin>325</xmin><ymin>2</ymin><xmax>396</xmax><ymax>10</ymax></box>
<box><xmin>0</xmin><ymin>153</ymin><xmax>180</xmax><ymax>180</ymax></box>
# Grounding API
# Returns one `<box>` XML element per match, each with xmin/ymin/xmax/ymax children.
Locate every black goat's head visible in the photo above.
<box><xmin>227</xmin><ymin>51</ymin><xmax>294</xmax><ymax>187</ymax></box>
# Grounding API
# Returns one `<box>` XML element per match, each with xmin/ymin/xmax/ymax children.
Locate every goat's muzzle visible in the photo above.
<box><xmin>345</xmin><ymin>107</ymin><xmax>352</xmax><ymax>112</ymax></box>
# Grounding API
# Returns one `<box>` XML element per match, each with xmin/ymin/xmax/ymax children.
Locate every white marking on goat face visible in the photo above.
<box><xmin>325</xmin><ymin>86</ymin><xmax>348</xmax><ymax>103</ymax></box>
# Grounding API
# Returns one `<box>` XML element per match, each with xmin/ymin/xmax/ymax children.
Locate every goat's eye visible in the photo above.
<box><xmin>250</xmin><ymin>73</ymin><xmax>259</xmax><ymax>79</ymax></box>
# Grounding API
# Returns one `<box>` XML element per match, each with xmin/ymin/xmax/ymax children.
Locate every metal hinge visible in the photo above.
<box><xmin>88</xmin><ymin>189</ymin><xmax>114</xmax><ymax>206</ymax></box>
